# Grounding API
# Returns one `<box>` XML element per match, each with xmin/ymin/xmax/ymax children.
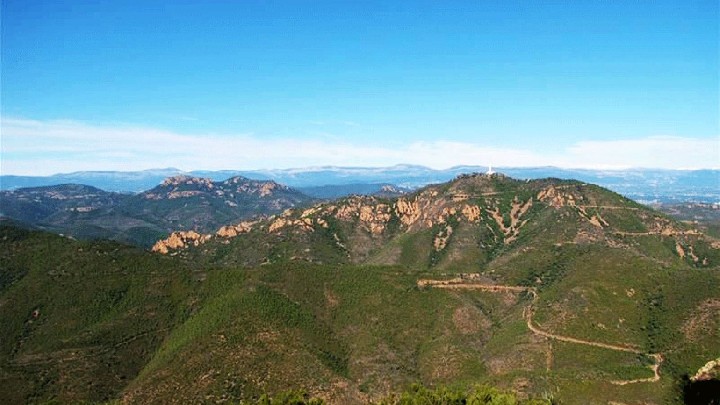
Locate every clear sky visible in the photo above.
<box><xmin>1</xmin><ymin>0</ymin><xmax>718</xmax><ymax>175</ymax></box>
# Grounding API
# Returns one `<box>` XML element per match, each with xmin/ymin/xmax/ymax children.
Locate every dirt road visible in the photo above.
<box><xmin>418</xmin><ymin>278</ymin><xmax>662</xmax><ymax>384</ymax></box>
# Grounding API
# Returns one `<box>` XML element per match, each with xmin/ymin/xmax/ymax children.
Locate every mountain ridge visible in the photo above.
<box><xmin>0</xmin><ymin>175</ymin><xmax>314</xmax><ymax>247</ymax></box>
<box><xmin>154</xmin><ymin>173</ymin><xmax>719</xmax><ymax>273</ymax></box>
<box><xmin>2</xmin><ymin>166</ymin><xmax>718</xmax><ymax>203</ymax></box>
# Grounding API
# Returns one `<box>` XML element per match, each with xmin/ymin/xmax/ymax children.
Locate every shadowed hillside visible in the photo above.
<box><xmin>0</xmin><ymin>223</ymin><xmax>197</xmax><ymax>403</ymax></box>
<box><xmin>0</xmin><ymin>175</ymin><xmax>314</xmax><ymax>247</ymax></box>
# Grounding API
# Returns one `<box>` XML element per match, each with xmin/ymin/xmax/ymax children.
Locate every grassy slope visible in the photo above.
<box><xmin>125</xmin><ymin>256</ymin><xmax>719</xmax><ymax>404</ymax></box>
<box><xmin>125</xmin><ymin>264</ymin><xmax>524</xmax><ymax>403</ymax></box>
<box><xmin>0</xmin><ymin>225</ymin><xmax>196</xmax><ymax>404</ymax></box>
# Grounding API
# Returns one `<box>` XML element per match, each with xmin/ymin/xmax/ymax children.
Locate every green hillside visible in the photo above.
<box><xmin>1</xmin><ymin>174</ymin><xmax>718</xmax><ymax>404</ymax></box>
<box><xmin>122</xmin><ymin>262</ymin><xmax>718</xmax><ymax>404</ymax></box>
<box><xmin>0</xmin><ymin>224</ymin><xmax>197</xmax><ymax>403</ymax></box>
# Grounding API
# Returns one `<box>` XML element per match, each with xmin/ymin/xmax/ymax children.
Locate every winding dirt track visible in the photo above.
<box><xmin>418</xmin><ymin>279</ymin><xmax>662</xmax><ymax>385</ymax></box>
<box><xmin>577</xmin><ymin>206</ymin><xmax>641</xmax><ymax>210</ymax></box>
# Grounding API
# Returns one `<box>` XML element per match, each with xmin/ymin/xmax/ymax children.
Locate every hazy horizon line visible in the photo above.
<box><xmin>2</xmin><ymin>163</ymin><xmax>719</xmax><ymax>178</ymax></box>
<box><xmin>2</xmin><ymin>116</ymin><xmax>718</xmax><ymax>176</ymax></box>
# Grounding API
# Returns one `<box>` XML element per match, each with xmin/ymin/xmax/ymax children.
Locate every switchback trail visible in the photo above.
<box><xmin>417</xmin><ymin>277</ymin><xmax>662</xmax><ymax>385</ymax></box>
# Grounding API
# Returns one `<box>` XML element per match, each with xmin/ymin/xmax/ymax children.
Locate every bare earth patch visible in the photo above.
<box><xmin>452</xmin><ymin>305</ymin><xmax>490</xmax><ymax>335</ymax></box>
<box><xmin>682</xmin><ymin>299</ymin><xmax>720</xmax><ymax>342</ymax></box>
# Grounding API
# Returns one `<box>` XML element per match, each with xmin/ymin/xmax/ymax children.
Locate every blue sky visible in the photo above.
<box><xmin>1</xmin><ymin>1</ymin><xmax>718</xmax><ymax>174</ymax></box>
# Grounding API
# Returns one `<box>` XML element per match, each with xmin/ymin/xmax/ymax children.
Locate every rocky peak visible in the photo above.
<box><xmin>144</xmin><ymin>176</ymin><xmax>216</xmax><ymax>200</ymax></box>
<box><xmin>160</xmin><ymin>175</ymin><xmax>214</xmax><ymax>188</ymax></box>
<box><xmin>144</xmin><ymin>176</ymin><xmax>302</xmax><ymax>201</ymax></box>
<box><xmin>375</xmin><ymin>184</ymin><xmax>409</xmax><ymax>197</ymax></box>
<box><xmin>221</xmin><ymin>177</ymin><xmax>289</xmax><ymax>197</ymax></box>
<box><xmin>222</xmin><ymin>176</ymin><xmax>252</xmax><ymax>184</ymax></box>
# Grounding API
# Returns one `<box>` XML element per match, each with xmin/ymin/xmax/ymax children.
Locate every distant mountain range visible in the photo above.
<box><xmin>2</xmin><ymin>165</ymin><xmax>718</xmax><ymax>203</ymax></box>
<box><xmin>0</xmin><ymin>175</ymin><xmax>313</xmax><ymax>247</ymax></box>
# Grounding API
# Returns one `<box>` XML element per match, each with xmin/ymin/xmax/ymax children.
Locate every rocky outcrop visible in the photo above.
<box><xmin>216</xmin><ymin>220</ymin><xmax>258</xmax><ymax>238</ymax></box>
<box><xmin>268</xmin><ymin>215</ymin><xmax>314</xmax><ymax>234</ymax></box>
<box><xmin>691</xmin><ymin>357</ymin><xmax>720</xmax><ymax>381</ymax></box>
<box><xmin>143</xmin><ymin>176</ymin><xmax>302</xmax><ymax>205</ymax></box>
<box><xmin>394</xmin><ymin>198</ymin><xmax>422</xmax><ymax>226</ymax></box>
<box><xmin>538</xmin><ymin>185</ymin><xmax>616</xmax><ymax>229</ymax></box>
<box><xmin>510</xmin><ymin>197</ymin><xmax>533</xmax><ymax>225</ymax></box>
<box><xmin>587</xmin><ymin>213</ymin><xmax>608</xmax><ymax>228</ymax></box>
<box><xmin>486</xmin><ymin>197</ymin><xmax>533</xmax><ymax>244</ymax></box>
<box><xmin>434</xmin><ymin>225</ymin><xmax>453</xmax><ymax>251</ymax></box>
<box><xmin>675</xmin><ymin>242</ymin><xmax>686</xmax><ymax>258</ymax></box>
<box><xmin>537</xmin><ymin>185</ymin><xmax>578</xmax><ymax>208</ymax></box>
<box><xmin>224</xmin><ymin>177</ymin><xmax>288</xmax><ymax>197</ymax></box>
<box><xmin>359</xmin><ymin>204</ymin><xmax>392</xmax><ymax>234</ymax></box>
<box><xmin>151</xmin><ymin>230</ymin><xmax>212</xmax><ymax>254</ymax></box>
<box><xmin>258</xmin><ymin>182</ymin><xmax>277</xmax><ymax>197</ymax></box>
<box><xmin>145</xmin><ymin>176</ymin><xmax>215</xmax><ymax>200</ymax></box>
<box><xmin>161</xmin><ymin>175</ymin><xmax>214</xmax><ymax>188</ymax></box>
<box><xmin>378</xmin><ymin>185</ymin><xmax>407</xmax><ymax>196</ymax></box>
<box><xmin>461</xmin><ymin>204</ymin><xmax>481</xmax><ymax>222</ymax></box>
